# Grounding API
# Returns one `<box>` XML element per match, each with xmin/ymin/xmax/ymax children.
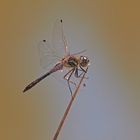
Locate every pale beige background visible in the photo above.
<box><xmin>0</xmin><ymin>0</ymin><xmax>140</xmax><ymax>140</ymax></box>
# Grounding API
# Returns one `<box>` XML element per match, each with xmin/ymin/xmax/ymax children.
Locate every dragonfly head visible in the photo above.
<box><xmin>80</xmin><ymin>56</ymin><xmax>89</xmax><ymax>67</ymax></box>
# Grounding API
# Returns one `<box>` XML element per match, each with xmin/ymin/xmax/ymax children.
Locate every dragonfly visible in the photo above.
<box><xmin>23</xmin><ymin>19</ymin><xmax>89</xmax><ymax>95</ymax></box>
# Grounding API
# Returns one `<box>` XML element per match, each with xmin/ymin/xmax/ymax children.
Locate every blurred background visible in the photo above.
<box><xmin>0</xmin><ymin>0</ymin><xmax>140</xmax><ymax>140</ymax></box>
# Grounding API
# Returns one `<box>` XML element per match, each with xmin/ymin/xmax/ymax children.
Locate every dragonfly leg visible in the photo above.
<box><xmin>74</xmin><ymin>67</ymin><xmax>88</xmax><ymax>87</ymax></box>
<box><xmin>63</xmin><ymin>68</ymin><xmax>75</xmax><ymax>96</ymax></box>
<box><xmin>75</xmin><ymin>67</ymin><xmax>88</xmax><ymax>79</ymax></box>
<box><xmin>64</xmin><ymin>69</ymin><xmax>76</xmax><ymax>86</ymax></box>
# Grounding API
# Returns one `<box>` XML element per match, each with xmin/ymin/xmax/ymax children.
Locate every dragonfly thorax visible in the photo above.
<box><xmin>63</xmin><ymin>56</ymin><xmax>79</xmax><ymax>68</ymax></box>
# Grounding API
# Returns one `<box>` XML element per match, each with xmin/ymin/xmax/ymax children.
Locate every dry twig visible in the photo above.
<box><xmin>52</xmin><ymin>67</ymin><xmax>88</xmax><ymax>140</ymax></box>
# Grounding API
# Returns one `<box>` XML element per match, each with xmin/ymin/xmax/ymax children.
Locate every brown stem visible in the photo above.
<box><xmin>52</xmin><ymin>67</ymin><xmax>88</xmax><ymax>140</ymax></box>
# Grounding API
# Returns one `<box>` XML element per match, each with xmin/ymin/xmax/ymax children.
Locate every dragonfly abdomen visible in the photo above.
<box><xmin>23</xmin><ymin>72</ymin><xmax>51</xmax><ymax>93</ymax></box>
<box><xmin>23</xmin><ymin>63</ymin><xmax>63</xmax><ymax>93</ymax></box>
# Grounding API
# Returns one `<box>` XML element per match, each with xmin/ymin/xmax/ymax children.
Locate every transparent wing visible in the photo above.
<box><xmin>38</xmin><ymin>40</ymin><xmax>59</xmax><ymax>69</ymax></box>
<box><xmin>38</xmin><ymin>18</ymin><xmax>70</xmax><ymax>69</ymax></box>
<box><xmin>52</xmin><ymin>18</ymin><xmax>70</xmax><ymax>57</ymax></box>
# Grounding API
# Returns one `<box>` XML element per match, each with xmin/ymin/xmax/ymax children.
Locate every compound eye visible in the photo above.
<box><xmin>80</xmin><ymin>56</ymin><xmax>89</xmax><ymax>67</ymax></box>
